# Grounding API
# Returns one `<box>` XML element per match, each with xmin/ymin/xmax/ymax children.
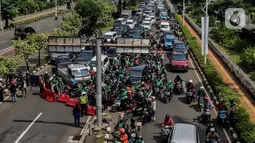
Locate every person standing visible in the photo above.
<box><xmin>20</xmin><ymin>77</ymin><xmax>27</xmax><ymax>97</ymax></box>
<box><xmin>0</xmin><ymin>79</ymin><xmax>5</xmax><ymax>102</ymax></box>
<box><xmin>73</xmin><ymin>104</ymin><xmax>81</xmax><ymax>127</ymax></box>
<box><xmin>10</xmin><ymin>80</ymin><xmax>17</xmax><ymax>102</ymax></box>
<box><xmin>150</xmin><ymin>96</ymin><xmax>156</xmax><ymax>121</ymax></box>
<box><xmin>80</xmin><ymin>92</ymin><xmax>88</xmax><ymax>116</ymax></box>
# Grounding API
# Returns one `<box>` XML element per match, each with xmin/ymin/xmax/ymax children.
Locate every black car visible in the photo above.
<box><xmin>127</xmin><ymin>65</ymin><xmax>149</xmax><ymax>83</ymax></box>
<box><xmin>172</xmin><ymin>40</ymin><xmax>188</xmax><ymax>56</ymax></box>
<box><xmin>133</xmin><ymin>24</ymin><xmax>146</xmax><ymax>33</ymax></box>
<box><xmin>14</xmin><ymin>27</ymin><xmax>36</xmax><ymax>40</ymax></box>
<box><xmin>107</xmin><ymin>47</ymin><xmax>117</xmax><ymax>63</ymax></box>
<box><xmin>76</xmin><ymin>50</ymin><xmax>94</xmax><ymax>64</ymax></box>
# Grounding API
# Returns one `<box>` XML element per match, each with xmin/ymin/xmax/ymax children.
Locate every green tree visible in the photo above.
<box><xmin>75</xmin><ymin>0</ymin><xmax>113</xmax><ymax>36</ymax></box>
<box><xmin>240</xmin><ymin>46</ymin><xmax>255</xmax><ymax>71</ymax></box>
<box><xmin>1</xmin><ymin>0</ymin><xmax>19</xmax><ymax>28</ymax></box>
<box><xmin>12</xmin><ymin>39</ymin><xmax>37</xmax><ymax>72</ymax></box>
<box><xmin>0</xmin><ymin>56</ymin><xmax>19</xmax><ymax>81</ymax></box>
<box><xmin>60</xmin><ymin>12</ymin><xmax>82</xmax><ymax>35</ymax></box>
<box><xmin>27</xmin><ymin>33</ymin><xmax>48</xmax><ymax>67</ymax></box>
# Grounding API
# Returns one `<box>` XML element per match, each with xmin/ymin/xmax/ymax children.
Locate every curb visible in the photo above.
<box><xmin>78</xmin><ymin>116</ymin><xmax>97</xmax><ymax>143</ymax></box>
<box><xmin>32</xmin><ymin>63</ymin><xmax>50</xmax><ymax>75</ymax></box>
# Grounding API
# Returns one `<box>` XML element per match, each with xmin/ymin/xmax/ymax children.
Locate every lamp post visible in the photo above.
<box><xmin>182</xmin><ymin>0</ymin><xmax>185</xmax><ymax>26</ymax></box>
<box><xmin>55</xmin><ymin>0</ymin><xmax>58</xmax><ymax>19</ymax></box>
<box><xmin>0</xmin><ymin>0</ymin><xmax>3</xmax><ymax>31</ymax></box>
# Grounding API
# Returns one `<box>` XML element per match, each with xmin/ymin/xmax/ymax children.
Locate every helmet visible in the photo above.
<box><xmin>188</xmin><ymin>79</ymin><xmax>193</xmax><ymax>83</ymax></box>
<box><xmin>114</xmin><ymin>57</ymin><xmax>117</xmax><ymax>60</ymax></box>
<box><xmin>165</xmin><ymin>114</ymin><xmax>170</xmax><ymax>119</ymax></box>
<box><xmin>176</xmin><ymin>74</ymin><xmax>180</xmax><ymax>77</ymax></box>
<box><xmin>45</xmin><ymin>71</ymin><xmax>48</xmax><ymax>74</ymax></box>
<box><xmin>163</xmin><ymin>67</ymin><xmax>165</xmax><ymax>69</ymax></box>
<box><xmin>210</xmin><ymin>128</ymin><xmax>215</xmax><ymax>132</ymax></box>
<box><xmin>82</xmin><ymin>92</ymin><xmax>86</xmax><ymax>96</ymax></box>
<box><xmin>0</xmin><ymin>78</ymin><xmax>2</xmax><ymax>82</ymax></box>
<box><xmin>137</xmin><ymin>136</ymin><xmax>143</xmax><ymax>140</ymax></box>
<box><xmin>141</xmin><ymin>81</ymin><xmax>145</xmax><ymax>85</ymax></box>
<box><xmin>205</xmin><ymin>96</ymin><xmax>209</xmax><ymax>101</ymax></box>
<box><xmin>119</xmin><ymin>128</ymin><xmax>125</xmax><ymax>133</ymax></box>
<box><xmin>126</xmin><ymin>87</ymin><xmax>131</xmax><ymax>91</ymax></box>
<box><xmin>169</xmin><ymin>80</ymin><xmax>172</xmax><ymax>83</ymax></box>
<box><xmin>200</xmin><ymin>86</ymin><xmax>204</xmax><ymax>90</ymax></box>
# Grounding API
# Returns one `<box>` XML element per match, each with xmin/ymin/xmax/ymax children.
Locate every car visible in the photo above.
<box><xmin>126</xmin><ymin>19</ymin><xmax>136</xmax><ymax>29</ymax></box>
<box><xmin>167</xmin><ymin>51</ymin><xmax>188</xmax><ymax>71</ymax></box>
<box><xmin>50</xmin><ymin>53</ymin><xmax>70</xmax><ymax>65</ymax></box>
<box><xmin>173</xmin><ymin>40</ymin><xmax>188</xmax><ymax>56</ymax></box>
<box><xmin>143</xmin><ymin>17</ymin><xmax>152</xmax><ymax>23</ymax></box>
<box><xmin>133</xmin><ymin>24</ymin><xmax>146</xmax><ymax>33</ymax></box>
<box><xmin>168</xmin><ymin>123</ymin><xmax>200</xmax><ymax>143</ymax></box>
<box><xmin>113</xmin><ymin>18</ymin><xmax>126</xmax><ymax>29</ymax></box>
<box><xmin>148</xmin><ymin>15</ymin><xmax>156</xmax><ymax>24</ymax></box>
<box><xmin>14</xmin><ymin>26</ymin><xmax>36</xmax><ymax>40</ymax></box>
<box><xmin>114</xmin><ymin>27</ymin><xmax>124</xmax><ymax>37</ymax></box>
<box><xmin>104</xmin><ymin>31</ymin><xmax>117</xmax><ymax>43</ymax></box>
<box><xmin>76</xmin><ymin>50</ymin><xmax>94</xmax><ymax>64</ymax></box>
<box><xmin>127</xmin><ymin>29</ymin><xmax>142</xmax><ymax>38</ymax></box>
<box><xmin>127</xmin><ymin>65</ymin><xmax>149</xmax><ymax>83</ymax></box>
<box><xmin>163</xmin><ymin>32</ymin><xmax>176</xmax><ymax>50</ymax></box>
<box><xmin>160</xmin><ymin>22</ymin><xmax>170</xmax><ymax>32</ymax></box>
<box><xmin>89</xmin><ymin>55</ymin><xmax>110</xmax><ymax>73</ymax></box>
<box><xmin>144</xmin><ymin>8</ymin><xmax>153</xmax><ymax>14</ymax></box>
<box><xmin>106</xmin><ymin>47</ymin><xmax>117</xmax><ymax>62</ymax></box>
<box><xmin>142</xmin><ymin>21</ymin><xmax>152</xmax><ymax>31</ymax></box>
<box><xmin>160</xmin><ymin>11</ymin><xmax>168</xmax><ymax>20</ymax></box>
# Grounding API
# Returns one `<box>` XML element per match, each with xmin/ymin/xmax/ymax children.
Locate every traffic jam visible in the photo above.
<box><xmin>43</xmin><ymin>0</ymin><xmax>222</xmax><ymax>142</ymax></box>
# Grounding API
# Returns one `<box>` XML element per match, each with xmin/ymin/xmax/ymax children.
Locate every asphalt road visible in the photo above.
<box><xmin>0</xmin><ymin>66</ymin><xmax>89</xmax><ymax>143</ymax></box>
<box><xmin>141</xmin><ymin>27</ymin><xmax>231</xmax><ymax>142</ymax></box>
<box><xmin>0</xmin><ymin>16</ymin><xmax>62</xmax><ymax>51</ymax></box>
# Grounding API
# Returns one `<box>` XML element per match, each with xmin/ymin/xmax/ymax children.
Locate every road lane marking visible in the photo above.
<box><xmin>14</xmin><ymin>112</ymin><xmax>42</xmax><ymax>143</ymax></box>
<box><xmin>35</xmin><ymin>28</ymin><xmax>41</xmax><ymax>31</ymax></box>
<box><xmin>48</xmin><ymin>23</ymin><xmax>54</xmax><ymax>26</ymax></box>
<box><xmin>0</xmin><ymin>40</ymin><xmax>8</xmax><ymax>44</ymax></box>
<box><xmin>189</xmin><ymin>57</ymin><xmax>231</xmax><ymax>143</ymax></box>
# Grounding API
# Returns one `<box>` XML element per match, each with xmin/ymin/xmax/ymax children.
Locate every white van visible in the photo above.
<box><xmin>160</xmin><ymin>22</ymin><xmax>170</xmax><ymax>32</ymax></box>
<box><xmin>89</xmin><ymin>55</ymin><xmax>110</xmax><ymax>73</ymax></box>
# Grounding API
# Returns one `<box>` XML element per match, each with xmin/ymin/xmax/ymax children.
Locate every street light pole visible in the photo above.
<box><xmin>182</xmin><ymin>0</ymin><xmax>185</xmax><ymax>26</ymax></box>
<box><xmin>55</xmin><ymin>0</ymin><xmax>58</xmax><ymax>19</ymax></box>
<box><xmin>0</xmin><ymin>0</ymin><xmax>3</xmax><ymax>31</ymax></box>
<box><xmin>96</xmin><ymin>38</ymin><xmax>102</xmax><ymax>126</ymax></box>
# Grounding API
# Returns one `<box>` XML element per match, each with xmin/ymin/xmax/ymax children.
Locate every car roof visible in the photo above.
<box><xmin>116</xmin><ymin>18</ymin><xmax>125</xmax><ymax>21</ymax></box>
<box><xmin>127</xmin><ymin>19</ymin><xmax>134</xmax><ymax>22</ymax></box>
<box><xmin>164</xmin><ymin>31</ymin><xmax>174</xmax><ymax>34</ymax></box>
<box><xmin>174</xmin><ymin>40</ymin><xmax>185</xmax><ymax>44</ymax></box>
<box><xmin>129</xmin><ymin>65</ymin><xmax>147</xmax><ymax>71</ymax></box>
<box><xmin>172</xmin><ymin>51</ymin><xmax>186</xmax><ymax>55</ymax></box>
<box><xmin>104</xmin><ymin>31</ymin><xmax>116</xmax><ymax>35</ymax></box>
<box><xmin>91</xmin><ymin>55</ymin><xmax>108</xmax><ymax>61</ymax></box>
<box><xmin>68</xmin><ymin>64</ymin><xmax>89</xmax><ymax>69</ymax></box>
<box><xmin>144</xmin><ymin>17</ymin><xmax>152</xmax><ymax>20</ymax></box>
<box><xmin>161</xmin><ymin>22</ymin><xmax>169</xmax><ymax>25</ymax></box>
<box><xmin>143</xmin><ymin>21</ymin><xmax>150</xmax><ymax>23</ymax></box>
<box><xmin>171</xmin><ymin>123</ymin><xmax>197</xmax><ymax>143</ymax></box>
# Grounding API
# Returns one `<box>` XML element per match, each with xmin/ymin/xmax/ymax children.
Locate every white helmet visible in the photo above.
<box><xmin>151</xmin><ymin>96</ymin><xmax>155</xmax><ymax>100</ymax></box>
<box><xmin>82</xmin><ymin>92</ymin><xmax>86</xmax><ymax>96</ymax></box>
<box><xmin>210</xmin><ymin>128</ymin><xmax>215</xmax><ymax>132</ymax></box>
<box><xmin>188</xmin><ymin>79</ymin><xmax>193</xmax><ymax>83</ymax></box>
<box><xmin>200</xmin><ymin>86</ymin><xmax>204</xmax><ymax>90</ymax></box>
<box><xmin>0</xmin><ymin>78</ymin><xmax>2</xmax><ymax>82</ymax></box>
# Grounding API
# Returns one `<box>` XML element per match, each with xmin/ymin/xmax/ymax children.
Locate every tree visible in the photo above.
<box><xmin>75</xmin><ymin>0</ymin><xmax>113</xmax><ymax>36</ymax></box>
<box><xmin>12</xmin><ymin>39</ymin><xmax>37</xmax><ymax>72</ymax></box>
<box><xmin>240</xmin><ymin>46</ymin><xmax>255</xmax><ymax>71</ymax></box>
<box><xmin>1</xmin><ymin>0</ymin><xmax>19</xmax><ymax>28</ymax></box>
<box><xmin>27</xmin><ymin>33</ymin><xmax>48</xmax><ymax>67</ymax></box>
<box><xmin>0</xmin><ymin>56</ymin><xmax>19</xmax><ymax>81</ymax></box>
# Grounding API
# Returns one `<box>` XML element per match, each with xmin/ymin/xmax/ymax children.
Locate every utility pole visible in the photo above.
<box><xmin>182</xmin><ymin>0</ymin><xmax>185</xmax><ymax>26</ymax></box>
<box><xmin>55</xmin><ymin>0</ymin><xmax>58</xmax><ymax>20</ymax></box>
<box><xmin>0</xmin><ymin>0</ymin><xmax>3</xmax><ymax>31</ymax></box>
<box><xmin>96</xmin><ymin>38</ymin><xmax>103</xmax><ymax>126</ymax></box>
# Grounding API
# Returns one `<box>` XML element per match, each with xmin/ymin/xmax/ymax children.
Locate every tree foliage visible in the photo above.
<box><xmin>75</xmin><ymin>0</ymin><xmax>113</xmax><ymax>36</ymax></box>
<box><xmin>240</xmin><ymin>46</ymin><xmax>255</xmax><ymax>70</ymax></box>
<box><xmin>0</xmin><ymin>56</ymin><xmax>19</xmax><ymax>77</ymax></box>
<box><xmin>1</xmin><ymin>0</ymin><xmax>19</xmax><ymax>28</ymax></box>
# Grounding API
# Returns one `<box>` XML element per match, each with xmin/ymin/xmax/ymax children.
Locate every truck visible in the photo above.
<box><xmin>120</xmin><ymin>10</ymin><xmax>132</xmax><ymax>20</ymax></box>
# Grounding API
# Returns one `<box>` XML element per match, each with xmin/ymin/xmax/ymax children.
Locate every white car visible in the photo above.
<box><xmin>143</xmin><ymin>17</ymin><xmax>152</xmax><ymax>23</ymax></box>
<box><xmin>126</xmin><ymin>19</ymin><xmax>136</xmax><ymax>29</ymax></box>
<box><xmin>104</xmin><ymin>31</ymin><xmax>117</xmax><ymax>42</ymax></box>
<box><xmin>142</xmin><ymin>21</ymin><xmax>152</xmax><ymax>31</ymax></box>
<box><xmin>160</xmin><ymin>22</ymin><xmax>170</xmax><ymax>32</ymax></box>
<box><xmin>148</xmin><ymin>15</ymin><xmax>156</xmax><ymax>24</ymax></box>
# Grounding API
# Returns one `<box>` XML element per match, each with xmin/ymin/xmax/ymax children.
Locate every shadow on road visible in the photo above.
<box><xmin>13</xmin><ymin>119</ymin><xmax>85</xmax><ymax>128</ymax></box>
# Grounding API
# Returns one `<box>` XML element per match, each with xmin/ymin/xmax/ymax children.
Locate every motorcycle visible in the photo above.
<box><xmin>198</xmin><ymin>97</ymin><xmax>204</xmax><ymax>109</ymax></box>
<box><xmin>141</xmin><ymin>107</ymin><xmax>152</xmax><ymax>124</ymax></box>
<box><xmin>112</xmin><ymin>98</ymin><xmax>121</xmax><ymax>112</ymax></box>
<box><xmin>206</xmin><ymin>138</ymin><xmax>220</xmax><ymax>143</ymax></box>
<box><xmin>128</xmin><ymin>131</ymin><xmax>137</xmax><ymax>143</ymax></box>
<box><xmin>154</xmin><ymin>86</ymin><xmax>161</xmax><ymax>98</ymax></box>
<box><xmin>161</xmin><ymin>125</ymin><xmax>172</xmax><ymax>143</ymax></box>
<box><xmin>186</xmin><ymin>89</ymin><xmax>193</xmax><ymax>104</ymax></box>
<box><xmin>217</xmin><ymin>110</ymin><xmax>229</xmax><ymax>128</ymax></box>
<box><xmin>127</xmin><ymin>103</ymin><xmax>144</xmax><ymax>117</ymax></box>
<box><xmin>202</xmin><ymin>108</ymin><xmax>211</xmax><ymax>123</ymax></box>
<box><xmin>164</xmin><ymin>88</ymin><xmax>172</xmax><ymax>103</ymax></box>
<box><xmin>174</xmin><ymin>81</ymin><xmax>182</xmax><ymax>94</ymax></box>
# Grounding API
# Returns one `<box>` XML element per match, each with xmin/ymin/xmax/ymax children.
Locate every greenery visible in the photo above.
<box><xmin>175</xmin><ymin>14</ymin><xmax>255</xmax><ymax>142</ymax></box>
<box><xmin>1</xmin><ymin>0</ymin><xmax>67</xmax><ymax>28</ymax></box>
<box><xmin>0</xmin><ymin>56</ymin><xmax>19</xmax><ymax>77</ymax></box>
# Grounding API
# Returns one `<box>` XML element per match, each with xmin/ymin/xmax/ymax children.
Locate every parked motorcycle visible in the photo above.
<box><xmin>128</xmin><ymin>131</ymin><xmax>137</xmax><ymax>143</ymax></box>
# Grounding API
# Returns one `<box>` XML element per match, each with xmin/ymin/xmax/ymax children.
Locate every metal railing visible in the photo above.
<box><xmin>184</xmin><ymin>14</ymin><xmax>255</xmax><ymax>96</ymax></box>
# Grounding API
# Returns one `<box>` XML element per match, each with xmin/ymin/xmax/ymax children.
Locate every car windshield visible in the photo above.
<box><xmin>161</xmin><ymin>25</ymin><xmax>169</xmax><ymax>28</ymax></box>
<box><xmin>78</xmin><ymin>52</ymin><xmax>93</xmax><ymax>60</ymax></box>
<box><xmin>143</xmin><ymin>22</ymin><xmax>150</xmax><ymax>25</ymax></box>
<box><xmin>126</xmin><ymin>21</ymin><xmax>133</xmax><ymax>24</ymax></box>
<box><xmin>166</xmin><ymin>34</ymin><xmax>175</xmax><ymax>39</ymax></box>
<box><xmin>104</xmin><ymin>34</ymin><xmax>112</xmax><ymax>39</ymax></box>
<box><xmin>145</xmin><ymin>9</ymin><xmax>151</xmax><ymax>12</ymax></box>
<box><xmin>107</xmin><ymin>48</ymin><xmax>116</xmax><ymax>55</ymax></box>
<box><xmin>90</xmin><ymin>61</ymin><xmax>97</xmax><ymax>67</ymax></box>
<box><xmin>175</xmin><ymin>43</ymin><xmax>186</xmax><ymax>49</ymax></box>
<box><xmin>72</xmin><ymin>69</ymin><xmax>89</xmax><ymax>77</ymax></box>
<box><xmin>115</xmin><ymin>21</ymin><xmax>122</xmax><ymax>25</ymax></box>
<box><xmin>172</xmin><ymin>54</ymin><xmax>187</xmax><ymax>61</ymax></box>
<box><xmin>130</xmin><ymin>70</ymin><xmax>142</xmax><ymax>77</ymax></box>
<box><xmin>115</xmin><ymin>30</ymin><xmax>122</xmax><ymax>35</ymax></box>
<box><xmin>166</xmin><ymin>38</ymin><xmax>173</xmax><ymax>42</ymax></box>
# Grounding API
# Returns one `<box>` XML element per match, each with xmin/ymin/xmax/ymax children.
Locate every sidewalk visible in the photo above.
<box><xmin>6</xmin><ymin>5</ymin><xmax>66</xmax><ymax>25</ymax></box>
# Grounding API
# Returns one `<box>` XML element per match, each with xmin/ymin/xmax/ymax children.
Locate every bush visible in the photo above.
<box><xmin>175</xmin><ymin>14</ymin><xmax>255</xmax><ymax>142</ymax></box>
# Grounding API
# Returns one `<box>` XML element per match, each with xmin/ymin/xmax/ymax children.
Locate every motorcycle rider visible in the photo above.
<box><xmin>174</xmin><ymin>74</ymin><xmax>182</xmax><ymax>83</ymax></box>
<box><xmin>71</xmin><ymin>75</ymin><xmax>77</xmax><ymax>88</ymax></box>
<box><xmin>206</xmin><ymin>123</ymin><xmax>218</xmax><ymax>135</ymax></box>
<box><xmin>135</xmin><ymin>136</ymin><xmax>145</xmax><ymax>143</ymax></box>
<box><xmin>113</xmin><ymin>57</ymin><xmax>119</xmax><ymax>66</ymax></box>
<box><xmin>218</xmin><ymin>99</ymin><xmax>227</xmax><ymax>110</ymax></box>
<box><xmin>161</xmin><ymin>114</ymin><xmax>174</xmax><ymax>127</ymax></box>
<box><xmin>206</xmin><ymin>128</ymin><xmax>220</xmax><ymax>143</ymax></box>
<box><xmin>228</xmin><ymin>100</ymin><xmax>236</xmax><ymax>125</ymax></box>
<box><xmin>119</xmin><ymin>128</ymin><xmax>129</xmax><ymax>143</ymax></box>
<box><xmin>197</xmin><ymin>86</ymin><xmax>205</xmax><ymax>102</ymax></box>
<box><xmin>186</xmin><ymin>79</ymin><xmax>195</xmax><ymax>100</ymax></box>
<box><xmin>164</xmin><ymin>80</ymin><xmax>174</xmax><ymax>94</ymax></box>
<box><xmin>204</xmin><ymin>97</ymin><xmax>212</xmax><ymax>111</ymax></box>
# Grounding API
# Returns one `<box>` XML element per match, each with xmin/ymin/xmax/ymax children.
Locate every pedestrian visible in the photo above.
<box><xmin>80</xmin><ymin>92</ymin><xmax>87</xmax><ymax>116</ymax></box>
<box><xmin>0</xmin><ymin>78</ymin><xmax>5</xmax><ymax>102</ymax></box>
<box><xmin>10</xmin><ymin>80</ymin><xmax>17</xmax><ymax>102</ymax></box>
<box><xmin>20</xmin><ymin>77</ymin><xmax>27</xmax><ymax>97</ymax></box>
<box><xmin>150</xmin><ymin>96</ymin><xmax>156</xmax><ymax>121</ymax></box>
<box><xmin>89</xmin><ymin>67</ymin><xmax>95</xmax><ymax>80</ymax></box>
<box><xmin>73</xmin><ymin>104</ymin><xmax>81</xmax><ymax>127</ymax></box>
<box><xmin>39</xmin><ymin>76</ymin><xmax>44</xmax><ymax>94</ymax></box>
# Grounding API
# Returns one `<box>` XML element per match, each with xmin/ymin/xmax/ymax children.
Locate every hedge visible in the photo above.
<box><xmin>175</xmin><ymin>14</ymin><xmax>255</xmax><ymax>142</ymax></box>
<box><xmin>9</xmin><ymin>9</ymin><xmax>69</xmax><ymax>29</ymax></box>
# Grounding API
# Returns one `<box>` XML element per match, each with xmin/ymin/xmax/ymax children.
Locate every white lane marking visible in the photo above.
<box><xmin>80</xmin><ymin>116</ymin><xmax>92</xmax><ymax>136</ymax></box>
<box><xmin>35</xmin><ymin>28</ymin><xmax>41</xmax><ymax>31</ymax></box>
<box><xmin>0</xmin><ymin>40</ymin><xmax>8</xmax><ymax>44</ymax></box>
<box><xmin>14</xmin><ymin>112</ymin><xmax>42</xmax><ymax>143</ymax></box>
<box><xmin>189</xmin><ymin>58</ymin><xmax>231</xmax><ymax>142</ymax></box>
<box><xmin>48</xmin><ymin>23</ymin><xmax>54</xmax><ymax>26</ymax></box>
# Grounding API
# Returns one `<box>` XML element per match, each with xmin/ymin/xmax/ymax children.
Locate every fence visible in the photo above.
<box><xmin>184</xmin><ymin>14</ymin><xmax>255</xmax><ymax>97</ymax></box>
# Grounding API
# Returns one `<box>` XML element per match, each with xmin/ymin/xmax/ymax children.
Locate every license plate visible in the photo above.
<box><xmin>165</xmin><ymin>92</ymin><xmax>170</xmax><ymax>95</ymax></box>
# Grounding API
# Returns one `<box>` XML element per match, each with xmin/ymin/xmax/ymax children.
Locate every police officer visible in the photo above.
<box><xmin>80</xmin><ymin>92</ymin><xmax>88</xmax><ymax>116</ymax></box>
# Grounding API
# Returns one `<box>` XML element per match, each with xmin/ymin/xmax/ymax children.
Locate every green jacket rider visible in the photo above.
<box><xmin>104</xmin><ymin>82</ymin><xmax>111</xmax><ymax>91</ymax></box>
<box><xmin>119</xmin><ymin>88</ymin><xmax>127</xmax><ymax>100</ymax></box>
<box><xmin>155</xmin><ymin>77</ymin><xmax>163</xmax><ymax>88</ymax></box>
<box><xmin>113</xmin><ymin>57</ymin><xmax>119</xmax><ymax>65</ymax></box>
<box><xmin>164</xmin><ymin>81</ymin><xmax>174</xmax><ymax>89</ymax></box>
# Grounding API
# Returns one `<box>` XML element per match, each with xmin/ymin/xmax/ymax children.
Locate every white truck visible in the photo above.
<box><xmin>120</xmin><ymin>10</ymin><xmax>132</xmax><ymax>20</ymax></box>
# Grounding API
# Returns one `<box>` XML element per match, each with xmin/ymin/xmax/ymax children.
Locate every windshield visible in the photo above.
<box><xmin>90</xmin><ymin>61</ymin><xmax>97</xmax><ymax>67</ymax></box>
<box><xmin>107</xmin><ymin>48</ymin><xmax>116</xmax><ymax>55</ymax></box>
<box><xmin>115</xmin><ymin>30</ymin><xmax>122</xmax><ymax>35</ymax></box>
<box><xmin>172</xmin><ymin>54</ymin><xmax>187</xmax><ymax>61</ymax></box>
<box><xmin>126</xmin><ymin>21</ymin><xmax>133</xmax><ymax>24</ymax></box>
<box><xmin>78</xmin><ymin>52</ymin><xmax>93</xmax><ymax>60</ymax></box>
<box><xmin>161</xmin><ymin>25</ymin><xmax>169</xmax><ymax>28</ymax></box>
<box><xmin>143</xmin><ymin>22</ymin><xmax>150</xmax><ymax>25</ymax></box>
<box><xmin>104</xmin><ymin>35</ymin><xmax>112</xmax><ymax>39</ymax></box>
<box><xmin>166</xmin><ymin>38</ymin><xmax>173</xmax><ymax>42</ymax></box>
<box><xmin>130</xmin><ymin>70</ymin><xmax>142</xmax><ymax>77</ymax></box>
<box><xmin>72</xmin><ymin>69</ymin><xmax>89</xmax><ymax>77</ymax></box>
<box><xmin>175</xmin><ymin>43</ymin><xmax>186</xmax><ymax>49</ymax></box>
<box><xmin>145</xmin><ymin>9</ymin><xmax>151</xmax><ymax>12</ymax></box>
<box><xmin>166</xmin><ymin>34</ymin><xmax>175</xmax><ymax>39</ymax></box>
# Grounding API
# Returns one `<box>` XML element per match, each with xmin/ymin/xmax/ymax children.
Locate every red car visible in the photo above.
<box><xmin>168</xmin><ymin>52</ymin><xmax>189</xmax><ymax>72</ymax></box>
